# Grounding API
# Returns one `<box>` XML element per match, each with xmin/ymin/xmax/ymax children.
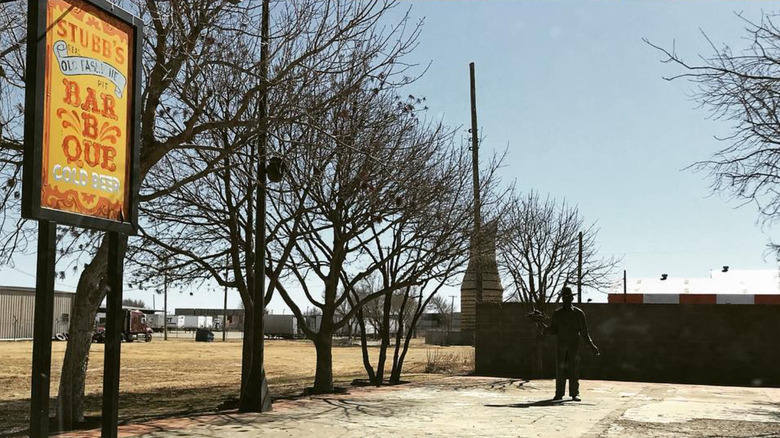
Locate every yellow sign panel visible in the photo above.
<box><xmin>42</xmin><ymin>0</ymin><xmax>133</xmax><ymax>222</ymax></box>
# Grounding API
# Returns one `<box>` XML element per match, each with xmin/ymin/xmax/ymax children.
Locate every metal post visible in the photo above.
<box><xmin>469</xmin><ymin>62</ymin><xmax>483</xmax><ymax>304</ymax></box>
<box><xmin>223</xmin><ymin>263</ymin><xmax>228</xmax><ymax>342</ymax></box>
<box><xmin>623</xmin><ymin>269</ymin><xmax>627</xmax><ymax>303</ymax></box>
<box><xmin>240</xmin><ymin>0</ymin><xmax>271</xmax><ymax>412</ymax></box>
<box><xmin>30</xmin><ymin>220</ymin><xmax>56</xmax><ymax>438</ymax></box>
<box><xmin>577</xmin><ymin>231</ymin><xmax>583</xmax><ymax>304</ymax></box>
<box><xmin>163</xmin><ymin>271</ymin><xmax>168</xmax><ymax>341</ymax></box>
<box><xmin>102</xmin><ymin>232</ymin><xmax>126</xmax><ymax>438</ymax></box>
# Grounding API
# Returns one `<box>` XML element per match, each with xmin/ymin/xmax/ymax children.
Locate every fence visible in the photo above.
<box><xmin>476</xmin><ymin>302</ymin><xmax>780</xmax><ymax>387</ymax></box>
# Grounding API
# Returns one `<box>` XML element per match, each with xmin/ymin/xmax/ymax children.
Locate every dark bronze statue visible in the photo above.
<box><xmin>546</xmin><ymin>286</ymin><xmax>599</xmax><ymax>401</ymax></box>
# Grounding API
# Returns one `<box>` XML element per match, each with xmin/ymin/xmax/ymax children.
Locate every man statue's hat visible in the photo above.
<box><xmin>560</xmin><ymin>287</ymin><xmax>574</xmax><ymax>298</ymax></box>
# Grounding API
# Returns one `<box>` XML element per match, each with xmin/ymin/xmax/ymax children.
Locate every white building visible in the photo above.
<box><xmin>613</xmin><ymin>269</ymin><xmax>780</xmax><ymax>296</ymax></box>
<box><xmin>608</xmin><ymin>269</ymin><xmax>780</xmax><ymax>304</ymax></box>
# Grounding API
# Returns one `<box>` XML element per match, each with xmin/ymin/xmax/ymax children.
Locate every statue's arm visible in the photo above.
<box><xmin>547</xmin><ymin>312</ymin><xmax>558</xmax><ymax>335</ymax></box>
<box><xmin>580</xmin><ymin>311</ymin><xmax>599</xmax><ymax>354</ymax></box>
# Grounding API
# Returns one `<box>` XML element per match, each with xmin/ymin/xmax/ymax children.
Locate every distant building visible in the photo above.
<box><xmin>417</xmin><ymin>312</ymin><xmax>461</xmax><ymax>333</ymax></box>
<box><xmin>608</xmin><ymin>269</ymin><xmax>780</xmax><ymax>304</ymax></box>
<box><xmin>0</xmin><ymin>286</ymin><xmax>75</xmax><ymax>340</ymax></box>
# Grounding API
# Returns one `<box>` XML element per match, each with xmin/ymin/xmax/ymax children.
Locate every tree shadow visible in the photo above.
<box><xmin>748</xmin><ymin>401</ymin><xmax>780</xmax><ymax>422</ymax></box>
<box><xmin>485</xmin><ymin>398</ymin><xmax>594</xmax><ymax>408</ymax></box>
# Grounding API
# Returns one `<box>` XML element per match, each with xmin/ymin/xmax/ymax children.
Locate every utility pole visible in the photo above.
<box><xmin>240</xmin><ymin>0</ymin><xmax>271</xmax><ymax>413</ymax></box>
<box><xmin>469</xmin><ymin>62</ymin><xmax>483</xmax><ymax>304</ymax></box>
<box><xmin>163</xmin><ymin>270</ymin><xmax>168</xmax><ymax>341</ymax></box>
<box><xmin>623</xmin><ymin>269</ymin><xmax>627</xmax><ymax>303</ymax></box>
<box><xmin>577</xmin><ymin>231</ymin><xmax>583</xmax><ymax>304</ymax></box>
<box><xmin>223</xmin><ymin>263</ymin><xmax>228</xmax><ymax>342</ymax></box>
<box><xmin>449</xmin><ymin>295</ymin><xmax>456</xmax><ymax>333</ymax></box>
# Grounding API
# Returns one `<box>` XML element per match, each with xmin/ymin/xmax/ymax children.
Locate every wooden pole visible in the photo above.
<box><xmin>101</xmin><ymin>232</ymin><xmax>127</xmax><ymax>438</ymax></box>
<box><xmin>30</xmin><ymin>221</ymin><xmax>56</xmax><ymax>438</ymax></box>
<box><xmin>577</xmin><ymin>231</ymin><xmax>583</xmax><ymax>304</ymax></box>
<box><xmin>469</xmin><ymin>62</ymin><xmax>483</xmax><ymax>304</ymax></box>
<box><xmin>449</xmin><ymin>295</ymin><xmax>456</xmax><ymax>333</ymax></box>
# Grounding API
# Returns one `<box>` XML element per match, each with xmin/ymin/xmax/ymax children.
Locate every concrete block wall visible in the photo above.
<box><xmin>476</xmin><ymin>302</ymin><xmax>780</xmax><ymax>387</ymax></box>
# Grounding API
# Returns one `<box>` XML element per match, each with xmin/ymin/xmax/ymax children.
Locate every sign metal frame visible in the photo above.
<box><xmin>22</xmin><ymin>0</ymin><xmax>142</xmax><ymax>234</ymax></box>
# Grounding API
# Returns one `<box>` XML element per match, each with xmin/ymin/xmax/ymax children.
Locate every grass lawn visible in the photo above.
<box><xmin>0</xmin><ymin>336</ymin><xmax>473</xmax><ymax>436</ymax></box>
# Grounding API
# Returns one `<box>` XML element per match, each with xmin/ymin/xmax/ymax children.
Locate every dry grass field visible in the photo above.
<box><xmin>0</xmin><ymin>336</ymin><xmax>473</xmax><ymax>436</ymax></box>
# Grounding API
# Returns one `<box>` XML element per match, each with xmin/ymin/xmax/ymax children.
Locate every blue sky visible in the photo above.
<box><xmin>3</xmin><ymin>1</ymin><xmax>777</xmax><ymax>312</ymax></box>
<box><xmin>391</xmin><ymin>1</ymin><xmax>777</xmax><ymax>296</ymax></box>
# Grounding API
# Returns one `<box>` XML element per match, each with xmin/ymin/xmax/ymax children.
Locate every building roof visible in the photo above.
<box><xmin>610</xmin><ymin>269</ymin><xmax>780</xmax><ymax>295</ymax></box>
<box><xmin>0</xmin><ymin>285</ymin><xmax>75</xmax><ymax>295</ymax></box>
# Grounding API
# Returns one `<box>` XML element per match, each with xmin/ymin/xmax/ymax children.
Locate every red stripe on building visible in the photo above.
<box><xmin>679</xmin><ymin>294</ymin><xmax>716</xmax><ymax>304</ymax></box>
<box><xmin>607</xmin><ymin>294</ymin><xmax>643</xmax><ymax>304</ymax></box>
<box><xmin>754</xmin><ymin>295</ymin><xmax>780</xmax><ymax>304</ymax></box>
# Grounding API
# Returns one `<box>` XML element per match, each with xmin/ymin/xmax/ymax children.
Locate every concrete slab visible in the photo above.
<box><xmin>55</xmin><ymin>377</ymin><xmax>780</xmax><ymax>438</ymax></box>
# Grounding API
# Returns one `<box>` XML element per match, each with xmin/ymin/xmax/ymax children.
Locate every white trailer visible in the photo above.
<box><xmin>264</xmin><ymin>314</ymin><xmax>298</xmax><ymax>338</ymax></box>
<box><xmin>146</xmin><ymin>314</ymin><xmax>166</xmax><ymax>332</ymax></box>
<box><xmin>177</xmin><ymin>315</ymin><xmax>201</xmax><ymax>329</ymax></box>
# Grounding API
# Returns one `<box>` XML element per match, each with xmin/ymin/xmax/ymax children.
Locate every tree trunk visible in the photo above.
<box><xmin>240</xmin><ymin>303</ymin><xmax>253</xmax><ymax>395</ymax></box>
<box><xmin>312</xmin><ymin>334</ymin><xmax>334</xmax><ymax>393</ymax></box>
<box><xmin>389</xmin><ymin>288</ymin><xmax>410</xmax><ymax>384</ymax></box>
<box><xmin>356</xmin><ymin>307</ymin><xmax>375</xmax><ymax>382</ymax></box>
<box><xmin>390</xmin><ymin>299</ymin><xmax>426</xmax><ymax>385</ymax></box>
<box><xmin>57</xmin><ymin>236</ymin><xmax>110</xmax><ymax>429</ymax></box>
<box><xmin>374</xmin><ymin>291</ymin><xmax>392</xmax><ymax>385</ymax></box>
<box><xmin>390</xmin><ymin>315</ymin><xmax>415</xmax><ymax>384</ymax></box>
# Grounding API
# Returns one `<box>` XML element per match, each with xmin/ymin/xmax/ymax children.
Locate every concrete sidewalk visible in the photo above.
<box><xmin>58</xmin><ymin>377</ymin><xmax>780</xmax><ymax>437</ymax></box>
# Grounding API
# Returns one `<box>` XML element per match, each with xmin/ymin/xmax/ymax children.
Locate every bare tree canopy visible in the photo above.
<box><xmin>647</xmin><ymin>13</ymin><xmax>780</xmax><ymax>255</ymax></box>
<box><xmin>0</xmin><ymin>0</ymin><xmax>434</xmax><ymax>426</ymax></box>
<box><xmin>121</xmin><ymin>298</ymin><xmax>146</xmax><ymax>309</ymax></box>
<box><xmin>498</xmin><ymin>191</ymin><xmax>618</xmax><ymax>308</ymax></box>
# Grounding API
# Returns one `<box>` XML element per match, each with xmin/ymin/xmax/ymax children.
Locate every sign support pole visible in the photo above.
<box><xmin>30</xmin><ymin>220</ymin><xmax>56</xmax><ymax>438</ymax></box>
<box><xmin>22</xmin><ymin>1</ymin><xmax>141</xmax><ymax>436</ymax></box>
<box><xmin>101</xmin><ymin>231</ymin><xmax>126</xmax><ymax>438</ymax></box>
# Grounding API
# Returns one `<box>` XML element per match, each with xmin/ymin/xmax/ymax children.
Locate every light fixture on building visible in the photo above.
<box><xmin>660</xmin><ymin>274</ymin><xmax>668</xmax><ymax>281</ymax></box>
<box><xmin>722</xmin><ymin>266</ymin><xmax>729</xmax><ymax>273</ymax></box>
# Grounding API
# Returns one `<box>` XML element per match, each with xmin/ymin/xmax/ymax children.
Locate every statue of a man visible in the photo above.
<box><xmin>547</xmin><ymin>286</ymin><xmax>599</xmax><ymax>401</ymax></box>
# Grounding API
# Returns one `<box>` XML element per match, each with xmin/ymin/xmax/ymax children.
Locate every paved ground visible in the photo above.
<box><xmin>57</xmin><ymin>377</ymin><xmax>780</xmax><ymax>437</ymax></box>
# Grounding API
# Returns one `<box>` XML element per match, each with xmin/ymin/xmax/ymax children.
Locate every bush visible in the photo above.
<box><xmin>424</xmin><ymin>349</ymin><xmax>474</xmax><ymax>374</ymax></box>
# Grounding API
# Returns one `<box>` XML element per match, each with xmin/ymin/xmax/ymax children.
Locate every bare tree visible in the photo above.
<box><xmin>498</xmin><ymin>191</ymin><xmax>617</xmax><ymax>309</ymax></box>
<box><xmin>646</xmin><ymin>13</ymin><xmax>780</xmax><ymax>256</ymax></box>
<box><xmin>426</xmin><ymin>294</ymin><xmax>453</xmax><ymax>331</ymax></box>
<box><xmin>121</xmin><ymin>298</ymin><xmax>146</xmax><ymax>308</ymax></box>
<box><xmin>267</xmin><ymin>81</ymin><xmax>479</xmax><ymax>392</ymax></box>
<box><xmin>126</xmin><ymin>0</ymin><xmax>424</xmax><ymax>397</ymax></box>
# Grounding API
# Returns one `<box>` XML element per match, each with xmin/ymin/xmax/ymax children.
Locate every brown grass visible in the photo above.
<box><xmin>0</xmin><ymin>337</ymin><xmax>473</xmax><ymax>436</ymax></box>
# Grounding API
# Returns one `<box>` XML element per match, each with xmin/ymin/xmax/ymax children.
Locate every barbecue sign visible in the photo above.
<box><xmin>22</xmin><ymin>0</ymin><xmax>141</xmax><ymax>233</ymax></box>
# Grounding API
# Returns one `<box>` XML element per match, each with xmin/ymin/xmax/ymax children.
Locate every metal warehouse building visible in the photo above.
<box><xmin>0</xmin><ymin>286</ymin><xmax>75</xmax><ymax>340</ymax></box>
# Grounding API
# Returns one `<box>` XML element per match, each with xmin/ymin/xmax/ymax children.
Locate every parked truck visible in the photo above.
<box><xmin>93</xmin><ymin>309</ymin><xmax>153</xmax><ymax>343</ymax></box>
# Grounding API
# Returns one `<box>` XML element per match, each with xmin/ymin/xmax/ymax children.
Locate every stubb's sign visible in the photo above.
<box><xmin>23</xmin><ymin>0</ymin><xmax>141</xmax><ymax>233</ymax></box>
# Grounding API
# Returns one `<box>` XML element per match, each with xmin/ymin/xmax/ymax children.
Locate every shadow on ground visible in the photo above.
<box><xmin>0</xmin><ymin>377</ymin><xmax>413</xmax><ymax>437</ymax></box>
<box><xmin>0</xmin><ymin>382</ymin><xmax>310</xmax><ymax>437</ymax></box>
<box><xmin>485</xmin><ymin>399</ymin><xmax>595</xmax><ymax>408</ymax></box>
